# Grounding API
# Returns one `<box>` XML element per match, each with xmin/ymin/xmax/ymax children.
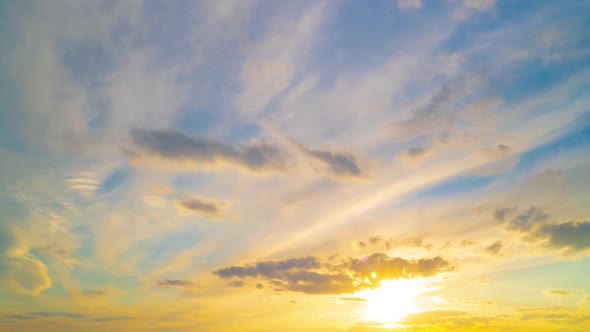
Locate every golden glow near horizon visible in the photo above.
<box><xmin>355</xmin><ymin>278</ymin><xmax>425</xmax><ymax>326</ymax></box>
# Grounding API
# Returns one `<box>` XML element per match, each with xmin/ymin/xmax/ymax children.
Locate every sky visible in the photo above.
<box><xmin>1</xmin><ymin>0</ymin><xmax>590</xmax><ymax>331</ymax></box>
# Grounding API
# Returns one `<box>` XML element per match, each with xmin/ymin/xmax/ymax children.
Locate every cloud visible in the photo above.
<box><xmin>227</xmin><ymin>280</ymin><xmax>245</xmax><ymax>288</ymax></box>
<box><xmin>289</xmin><ymin>139</ymin><xmax>365</xmax><ymax>179</ymax></box>
<box><xmin>483</xmin><ymin>144</ymin><xmax>512</xmax><ymax>159</ymax></box>
<box><xmin>213</xmin><ymin>253</ymin><xmax>452</xmax><ymax>294</ymax></box>
<box><xmin>29</xmin><ymin>312</ymin><xmax>85</xmax><ymax>319</ymax></box>
<box><xmin>484</xmin><ymin>240</ymin><xmax>502</xmax><ymax>255</ymax></box>
<box><xmin>130</xmin><ymin>128</ymin><xmax>288</xmax><ymax>173</ymax></box>
<box><xmin>155</xmin><ymin>279</ymin><xmax>199</xmax><ymax>288</ymax></box>
<box><xmin>131</xmin><ymin>128</ymin><xmax>366</xmax><ymax>179</ymax></box>
<box><xmin>536</xmin><ymin>221</ymin><xmax>590</xmax><ymax>251</ymax></box>
<box><xmin>545</xmin><ymin>289</ymin><xmax>574</xmax><ymax>296</ymax></box>
<box><xmin>406</xmin><ymin>146</ymin><xmax>432</xmax><ymax>160</ymax></box>
<box><xmin>0</xmin><ymin>226</ymin><xmax>52</xmax><ymax>295</ymax></box>
<box><xmin>397</xmin><ymin>0</ymin><xmax>422</xmax><ymax>9</ymax></box>
<box><xmin>340</xmin><ymin>296</ymin><xmax>367</xmax><ymax>302</ymax></box>
<box><xmin>354</xmin><ymin>236</ymin><xmax>434</xmax><ymax>251</ymax></box>
<box><xmin>390</xmin><ymin>75</ymin><xmax>485</xmax><ymax>138</ymax></box>
<box><xmin>2</xmin><ymin>315</ymin><xmax>34</xmax><ymax>320</ymax></box>
<box><xmin>496</xmin><ymin>206</ymin><xmax>590</xmax><ymax>251</ymax></box>
<box><xmin>92</xmin><ymin>316</ymin><xmax>134</xmax><ymax>322</ymax></box>
<box><xmin>177</xmin><ymin>196</ymin><xmax>228</xmax><ymax>220</ymax></box>
<box><xmin>493</xmin><ymin>206</ymin><xmax>517</xmax><ymax>222</ymax></box>
<box><xmin>463</xmin><ymin>0</ymin><xmax>495</xmax><ymax>11</ymax></box>
<box><xmin>80</xmin><ymin>290</ymin><xmax>108</xmax><ymax>298</ymax></box>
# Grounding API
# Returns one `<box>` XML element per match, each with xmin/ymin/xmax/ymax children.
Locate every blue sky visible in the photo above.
<box><xmin>1</xmin><ymin>1</ymin><xmax>590</xmax><ymax>331</ymax></box>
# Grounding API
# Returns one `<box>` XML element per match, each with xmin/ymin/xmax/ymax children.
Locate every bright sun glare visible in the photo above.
<box><xmin>355</xmin><ymin>278</ymin><xmax>425</xmax><ymax>326</ymax></box>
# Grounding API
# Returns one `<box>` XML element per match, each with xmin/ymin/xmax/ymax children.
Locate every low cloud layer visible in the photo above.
<box><xmin>495</xmin><ymin>206</ymin><xmax>590</xmax><ymax>252</ymax></box>
<box><xmin>213</xmin><ymin>253</ymin><xmax>452</xmax><ymax>294</ymax></box>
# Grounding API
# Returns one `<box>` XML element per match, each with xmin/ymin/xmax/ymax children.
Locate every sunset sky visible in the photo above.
<box><xmin>1</xmin><ymin>0</ymin><xmax>590</xmax><ymax>331</ymax></box>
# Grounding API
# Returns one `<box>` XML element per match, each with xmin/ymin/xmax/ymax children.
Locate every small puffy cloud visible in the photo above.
<box><xmin>484</xmin><ymin>240</ymin><xmax>502</xmax><ymax>255</ymax></box>
<box><xmin>156</xmin><ymin>279</ymin><xmax>199</xmax><ymax>288</ymax></box>
<box><xmin>213</xmin><ymin>253</ymin><xmax>452</xmax><ymax>294</ymax></box>
<box><xmin>130</xmin><ymin>128</ymin><xmax>288</xmax><ymax>173</ymax></box>
<box><xmin>177</xmin><ymin>196</ymin><xmax>228</xmax><ymax>220</ymax></box>
<box><xmin>397</xmin><ymin>0</ymin><xmax>422</xmax><ymax>10</ymax></box>
<box><xmin>545</xmin><ymin>289</ymin><xmax>574</xmax><ymax>296</ymax></box>
<box><xmin>496</xmin><ymin>206</ymin><xmax>590</xmax><ymax>252</ymax></box>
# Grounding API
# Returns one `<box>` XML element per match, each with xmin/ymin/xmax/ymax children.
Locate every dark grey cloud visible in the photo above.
<box><xmin>256</xmin><ymin>283</ymin><xmax>264</xmax><ymax>289</ymax></box>
<box><xmin>288</xmin><ymin>139</ymin><xmax>364</xmax><ymax>178</ymax></box>
<box><xmin>496</xmin><ymin>206</ymin><xmax>590</xmax><ymax>252</ymax></box>
<box><xmin>130</xmin><ymin>128</ymin><xmax>367</xmax><ymax>179</ymax></box>
<box><xmin>29</xmin><ymin>312</ymin><xmax>85</xmax><ymax>319</ymax></box>
<box><xmin>537</xmin><ymin>221</ymin><xmax>590</xmax><ymax>251</ymax></box>
<box><xmin>130</xmin><ymin>128</ymin><xmax>288</xmax><ymax>173</ymax></box>
<box><xmin>156</xmin><ymin>279</ymin><xmax>198</xmax><ymax>288</ymax></box>
<box><xmin>214</xmin><ymin>257</ymin><xmax>321</xmax><ymax>279</ymax></box>
<box><xmin>484</xmin><ymin>240</ymin><xmax>502</xmax><ymax>255</ymax></box>
<box><xmin>213</xmin><ymin>253</ymin><xmax>452</xmax><ymax>294</ymax></box>
<box><xmin>177</xmin><ymin>196</ymin><xmax>227</xmax><ymax>220</ymax></box>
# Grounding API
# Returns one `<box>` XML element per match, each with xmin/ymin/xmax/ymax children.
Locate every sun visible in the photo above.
<box><xmin>354</xmin><ymin>278</ymin><xmax>425</xmax><ymax>326</ymax></box>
